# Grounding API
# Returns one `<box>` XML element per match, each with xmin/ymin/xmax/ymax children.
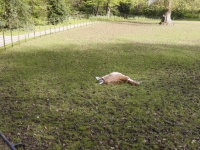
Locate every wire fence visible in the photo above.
<box><xmin>0</xmin><ymin>14</ymin><xmax>159</xmax><ymax>50</ymax></box>
<box><xmin>0</xmin><ymin>14</ymin><xmax>101</xmax><ymax>50</ymax></box>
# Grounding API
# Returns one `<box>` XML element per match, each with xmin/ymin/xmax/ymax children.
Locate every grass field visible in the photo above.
<box><xmin>0</xmin><ymin>20</ymin><xmax>200</xmax><ymax>149</ymax></box>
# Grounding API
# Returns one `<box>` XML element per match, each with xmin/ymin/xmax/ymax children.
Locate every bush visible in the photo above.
<box><xmin>172</xmin><ymin>9</ymin><xmax>185</xmax><ymax>19</ymax></box>
<box><xmin>184</xmin><ymin>12</ymin><xmax>199</xmax><ymax>19</ymax></box>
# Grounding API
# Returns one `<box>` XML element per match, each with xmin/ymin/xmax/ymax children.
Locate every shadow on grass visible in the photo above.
<box><xmin>0</xmin><ymin>41</ymin><xmax>200</xmax><ymax>149</ymax></box>
<box><xmin>113</xmin><ymin>20</ymin><xmax>160</xmax><ymax>26</ymax></box>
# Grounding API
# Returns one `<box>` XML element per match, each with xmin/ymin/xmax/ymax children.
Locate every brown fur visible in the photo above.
<box><xmin>97</xmin><ymin>72</ymin><xmax>140</xmax><ymax>85</ymax></box>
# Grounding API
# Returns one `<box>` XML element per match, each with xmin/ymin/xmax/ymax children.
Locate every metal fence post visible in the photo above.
<box><xmin>66</xmin><ymin>16</ymin><xmax>68</xmax><ymax>30</ymax></box>
<box><xmin>54</xmin><ymin>18</ymin><xmax>56</xmax><ymax>33</ymax></box>
<box><xmin>39</xmin><ymin>26</ymin><xmax>41</xmax><ymax>38</ymax></box>
<box><xmin>34</xmin><ymin>21</ymin><xmax>36</xmax><ymax>39</ymax></box>
<box><xmin>24</xmin><ymin>24</ymin><xmax>27</xmax><ymax>42</ymax></box>
<box><xmin>17</xmin><ymin>21</ymin><xmax>20</xmax><ymax>45</ymax></box>
<box><xmin>27</xmin><ymin>22</ymin><xmax>29</xmax><ymax>38</ymax></box>
<box><xmin>74</xmin><ymin>15</ymin><xmax>75</xmax><ymax>28</ymax></box>
<box><xmin>10</xmin><ymin>26</ymin><xmax>13</xmax><ymax>47</ymax></box>
<box><xmin>3</xmin><ymin>30</ymin><xmax>6</xmax><ymax>50</ymax></box>
<box><xmin>44</xmin><ymin>18</ymin><xmax>46</xmax><ymax>35</ymax></box>
<box><xmin>58</xmin><ymin>18</ymin><xmax>60</xmax><ymax>32</ymax></box>
<box><xmin>49</xmin><ymin>18</ymin><xmax>51</xmax><ymax>34</ymax></box>
<box><xmin>63</xmin><ymin>17</ymin><xmax>64</xmax><ymax>31</ymax></box>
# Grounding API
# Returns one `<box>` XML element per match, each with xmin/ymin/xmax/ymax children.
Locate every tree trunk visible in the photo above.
<box><xmin>106</xmin><ymin>6</ymin><xmax>110</xmax><ymax>16</ymax></box>
<box><xmin>159</xmin><ymin>9</ymin><xmax>174</xmax><ymax>25</ymax></box>
<box><xmin>93</xmin><ymin>6</ymin><xmax>99</xmax><ymax>16</ymax></box>
<box><xmin>159</xmin><ymin>0</ymin><xmax>174</xmax><ymax>25</ymax></box>
<box><xmin>106</xmin><ymin>2</ymin><xmax>110</xmax><ymax>17</ymax></box>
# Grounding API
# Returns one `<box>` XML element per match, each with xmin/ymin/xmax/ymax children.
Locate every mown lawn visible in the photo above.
<box><xmin>0</xmin><ymin>20</ymin><xmax>200</xmax><ymax>149</ymax></box>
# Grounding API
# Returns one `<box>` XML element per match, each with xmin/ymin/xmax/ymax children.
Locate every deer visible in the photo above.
<box><xmin>96</xmin><ymin>72</ymin><xmax>141</xmax><ymax>86</ymax></box>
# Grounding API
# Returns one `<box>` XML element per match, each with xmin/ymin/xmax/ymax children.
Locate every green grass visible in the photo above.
<box><xmin>0</xmin><ymin>20</ymin><xmax>200</xmax><ymax>149</ymax></box>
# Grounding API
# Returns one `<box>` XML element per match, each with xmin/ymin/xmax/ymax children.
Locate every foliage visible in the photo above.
<box><xmin>78</xmin><ymin>0</ymin><xmax>97</xmax><ymax>15</ymax></box>
<box><xmin>75</xmin><ymin>0</ymin><xmax>132</xmax><ymax>16</ymax></box>
<box><xmin>28</xmin><ymin>0</ymin><xmax>48</xmax><ymax>20</ymax></box>
<box><xmin>47</xmin><ymin>0</ymin><xmax>68</xmax><ymax>24</ymax></box>
<box><xmin>118</xmin><ymin>1</ymin><xmax>131</xmax><ymax>16</ymax></box>
<box><xmin>0</xmin><ymin>0</ymin><xmax>30</xmax><ymax>28</ymax></box>
<box><xmin>129</xmin><ymin>0</ymin><xmax>200</xmax><ymax>19</ymax></box>
<box><xmin>0</xmin><ymin>0</ymin><xmax>200</xmax><ymax>23</ymax></box>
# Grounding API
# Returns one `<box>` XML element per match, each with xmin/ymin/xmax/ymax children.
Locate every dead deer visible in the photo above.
<box><xmin>96</xmin><ymin>72</ymin><xmax>141</xmax><ymax>86</ymax></box>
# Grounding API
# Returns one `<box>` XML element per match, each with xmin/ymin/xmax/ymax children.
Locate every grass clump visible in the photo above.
<box><xmin>0</xmin><ymin>20</ymin><xmax>200</xmax><ymax>149</ymax></box>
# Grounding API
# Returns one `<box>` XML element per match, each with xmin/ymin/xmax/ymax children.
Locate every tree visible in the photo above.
<box><xmin>149</xmin><ymin>0</ymin><xmax>174</xmax><ymax>25</ymax></box>
<box><xmin>71</xmin><ymin>0</ymin><xmax>100</xmax><ymax>15</ymax></box>
<box><xmin>48</xmin><ymin>0</ymin><xmax>67</xmax><ymax>24</ymax></box>
<box><xmin>92</xmin><ymin>0</ymin><xmax>102</xmax><ymax>16</ymax></box>
<box><xmin>29</xmin><ymin>0</ymin><xmax>48</xmax><ymax>20</ymax></box>
<box><xmin>104</xmin><ymin>0</ymin><xmax>122</xmax><ymax>16</ymax></box>
<box><xmin>105</xmin><ymin>0</ymin><xmax>111</xmax><ymax>16</ymax></box>
<box><xmin>2</xmin><ymin>0</ymin><xmax>30</xmax><ymax>28</ymax></box>
<box><xmin>118</xmin><ymin>1</ymin><xmax>131</xmax><ymax>18</ymax></box>
<box><xmin>78</xmin><ymin>0</ymin><xmax>130</xmax><ymax>16</ymax></box>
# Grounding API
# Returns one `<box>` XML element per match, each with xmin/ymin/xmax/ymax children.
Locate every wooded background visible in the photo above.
<box><xmin>0</xmin><ymin>0</ymin><xmax>200</xmax><ymax>28</ymax></box>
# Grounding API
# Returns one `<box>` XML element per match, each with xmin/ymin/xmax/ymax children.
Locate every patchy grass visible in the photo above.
<box><xmin>0</xmin><ymin>20</ymin><xmax>200</xmax><ymax>149</ymax></box>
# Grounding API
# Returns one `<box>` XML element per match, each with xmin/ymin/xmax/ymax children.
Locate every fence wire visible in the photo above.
<box><xmin>0</xmin><ymin>14</ymin><xmax>101</xmax><ymax>50</ymax></box>
<box><xmin>0</xmin><ymin>14</ymin><xmax>159</xmax><ymax>50</ymax></box>
<box><xmin>0</xmin><ymin>14</ymin><xmax>158</xmax><ymax>50</ymax></box>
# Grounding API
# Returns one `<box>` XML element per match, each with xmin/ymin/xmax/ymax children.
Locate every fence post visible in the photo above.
<box><xmin>44</xmin><ymin>18</ymin><xmax>46</xmax><ymax>35</ymax></box>
<box><xmin>66</xmin><ymin>16</ymin><xmax>68</xmax><ymax>30</ymax></box>
<box><xmin>34</xmin><ymin>21</ymin><xmax>36</xmax><ymax>39</ymax></box>
<box><xmin>3</xmin><ymin>30</ymin><xmax>6</xmax><ymax>50</ymax></box>
<box><xmin>24</xmin><ymin>24</ymin><xmax>27</xmax><ymax>42</ymax></box>
<box><xmin>76</xmin><ymin>15</ymin><xmax>78</xmax><ymax>27</ymax></box>
<box><xmin>54</xmin><ymin>18</ymin><xmax>56</xmax><ymax>33</ymax></box>
<box><xmin>63</xmin><ymin>17</ymin><xmax>64</xmax><ymax>31</ymax></box>
<box><xmin>10</xmin><ymin>26</ymin><xmax>13</xmax><ymax>47</ymax></box>
<box><xmin>58</xmin><ymin>18</ymin><xmax>60</xmax><ymax>32</ymax></box>
<box><xmin>49</xmin><ymin>18</ymin><xmax>51</xmax><ymax>34</ymax></box>
<box><xmin>39</xmin><ymin>26</ymin><xmax>41</xmax><ymax>38</ymax></box>
<box><xmin>17</xmin><ymin>21</ymin><xmax>20</xmax><ymax>45</ymax></box>
<box><xmin>80</xmin><ymin>14</ymin><xmax>82</xmax><ymax>26</ymax></box>
<box><xmin>27</xmin><ymin>22</ymin><xmax>29</xmax><ymax>38</ymax></box>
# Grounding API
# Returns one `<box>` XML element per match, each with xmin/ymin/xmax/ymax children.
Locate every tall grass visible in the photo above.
<box><xmin>0</xmin><ymin>20</ymin><xmax>200</xmax><ymax>149</ymax></box>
